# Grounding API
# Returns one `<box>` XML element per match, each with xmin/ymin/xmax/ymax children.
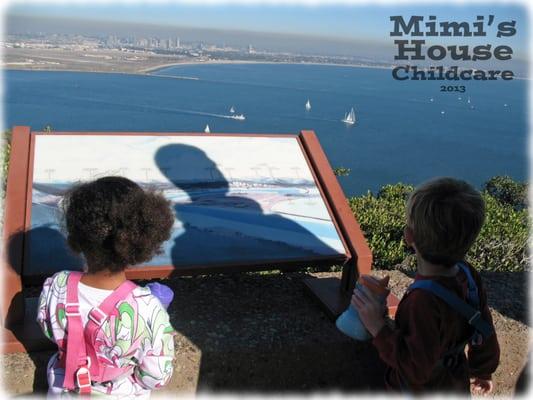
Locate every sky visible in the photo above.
<box><xmin>4</xmin><ymin>1</ymin><xmax>529</xmax><ymax>59</ymax></box>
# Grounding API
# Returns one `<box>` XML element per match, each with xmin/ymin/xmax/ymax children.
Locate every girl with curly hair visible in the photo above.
<box><xmin>37</xmin><ymin>176</ymin><xmax>175</xmax><ymax>398</ymax></box>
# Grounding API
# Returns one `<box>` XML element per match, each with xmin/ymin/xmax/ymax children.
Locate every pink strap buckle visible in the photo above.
<box><xmin>88</xmin><ymin>307</ymin><xmax>107</xmax><ymax>326</ymax></box>
<box><xmin>76</xmin><ymin>366</ymin><xmax>91</xmax><ymax>394</ymax></box>
<box><xmin>65</xmin><ymin>303</ymin><xmax>80</xmax><ymax>317</ymax></box>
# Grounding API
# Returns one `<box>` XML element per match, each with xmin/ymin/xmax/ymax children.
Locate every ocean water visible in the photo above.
<box><xmin>4</xmin><ymin>63</ymin><xmax>528</xmax><ymax>195</ymax></box>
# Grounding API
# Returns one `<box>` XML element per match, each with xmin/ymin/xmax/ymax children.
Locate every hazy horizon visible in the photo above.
<box><xmin>4</xmin><ymin>2</ymin><xmax>529</xmax><ymax>75</ymax></box>
<box><xmin>5</xmin><ymin>2</ymin><xmax>529</xmax><ymax>60</ymax></box>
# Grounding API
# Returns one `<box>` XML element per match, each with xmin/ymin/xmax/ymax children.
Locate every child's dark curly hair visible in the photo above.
<box><xmin>62</xmin><ymin>176</ymin><xmax>174</xmax><ymax>273</ymax></box>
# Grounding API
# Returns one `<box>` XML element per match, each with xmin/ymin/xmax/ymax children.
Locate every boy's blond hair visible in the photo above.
<box><xmin>406</xmin><ymin>177</ymin><xmax>485</xmax><ymax>267</ymax></box>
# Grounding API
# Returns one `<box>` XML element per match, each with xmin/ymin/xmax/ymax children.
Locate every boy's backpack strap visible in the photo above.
<box><xmin>84</xmin><ymin>280</ymin><xmax>138</xmax><ymax>382</ymax></box>
<box><xmin>64</xmin><ymin>271</ymin><xmax>91</xmax><ymax>394</ymax></box>
<box><xmin>408</xmin><ymin>280</ymin><xmax>493</xmax><ymax>338</ymax></box>
<box><xmin>456</xmin><ymin>262</ymin><xmax>480</xmax><ymax>309</ymax></box>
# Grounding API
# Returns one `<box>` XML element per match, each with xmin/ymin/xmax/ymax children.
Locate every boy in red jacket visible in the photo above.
<box><xmin>352</xmin><ymin>177</ymin><xmax>500</xmax><ymax>394</ymax></box>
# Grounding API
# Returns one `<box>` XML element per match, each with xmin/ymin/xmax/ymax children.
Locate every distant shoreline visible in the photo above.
<box><xmin>5</xmin><ymin>60</ymin><xmax>528</xmax><ymax>81</ymax></box>
<box><xmin>4</xmin><ymin>59</ymin><xmax>393</xmax><ymax>77</ymax></box>
<box><xmin>140</xmin><ymin>59</ymin><xmax>393</xmax><ymax>74</ymax></box>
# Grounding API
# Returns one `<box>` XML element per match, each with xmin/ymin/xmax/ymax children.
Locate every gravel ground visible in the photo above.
<box><xmin>1</xmin><ymin>269</ymin><xmax>530</xmax><ymax>397</ymax></box>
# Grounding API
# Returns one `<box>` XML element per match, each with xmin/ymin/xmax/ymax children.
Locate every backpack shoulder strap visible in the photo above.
<box><xmin>86</xmin><ymin>280</ymin><xmax>138</xmax><ymax>327</ymax></box>
<box><xmin>83</xmin><ymin>280</ymin><xmax>138</xmax><ymax>382</ymax></box>
<box><xmin>456</xmin><ymin>262</ymin><xmax>480</xmax><ymax>309</ymax></box>
<box><xmin>64</xmin><ymin>271</ymin><xmax>90</xmax><ymax>392</ymax></box>
<box><xmin>408</xmin><ymin>279</ymin><xmax>493</xmax><ymax>338</ymax></box>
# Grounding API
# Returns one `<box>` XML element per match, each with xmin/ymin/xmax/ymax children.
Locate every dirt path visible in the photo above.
<box><xmin>1</xmin><ymin>270</ymin><xmax>530</xmax><ymax>397</ymax></box>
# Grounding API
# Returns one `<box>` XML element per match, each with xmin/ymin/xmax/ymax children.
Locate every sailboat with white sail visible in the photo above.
<box><xmin>305</xmin><ymin>99</ymin><xmax>311</xmax><ymax>111</ymax></box>
<box><xmin>342</xmin><ymin>107</ymin><xmax>356</xmax><ymax>125</ymax></box>
<box><xmin>230</xmin><ymin>106</ymin><xmax>235</xmax><ymax>113</ymax></box>
<box><xmin>204</xmin><ymin>124</ymin><xmax>211</xmax><ymax>133</ymax></box>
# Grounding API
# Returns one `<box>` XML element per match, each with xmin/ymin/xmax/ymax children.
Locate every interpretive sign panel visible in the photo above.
<box><xmin>25</xmin><ymin>133</ymin><xmax>348</xmax><ymax>278</ymax></box>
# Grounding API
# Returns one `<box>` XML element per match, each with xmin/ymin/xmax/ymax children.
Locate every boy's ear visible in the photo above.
<box><xmin>404</xmin><ymin>226</ymin><xmax>415</xmax><ymax>247</ymax></box>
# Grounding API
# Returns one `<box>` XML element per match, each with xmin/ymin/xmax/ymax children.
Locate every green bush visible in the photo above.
<box><xmin>333</xmin><ymin>167</ymin><xmax>351</xmax><ymax>177</ymax></box>
<box><xmin>469</xmin><ymin>193</ymin><xmax>529</xmax><ymax>272</ymax></box>
<box><xmin>350</xmin><ymin>180</ymin><xmax>530</xmax><ymax>272</ymax></box>
<box><xmin>484</xmin><ymin>175</ymin><xmax>527</xmax><ymax>210</ymax></box>
<box><xmin>1</xmin><ymin>130</ymin><xmax>12</xmax><ymax>197</ymax></box>
<box><xmin>349</xmin><ymin>183</ymin><xmax>413</xmax><ymax>269</ymax></box>
<box><xmin>377</xmin><ymin>183</ymin><xmax>414</xmax><ymax>201</ymax></box>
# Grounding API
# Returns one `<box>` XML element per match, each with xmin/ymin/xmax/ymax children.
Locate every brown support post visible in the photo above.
<box><xmin>1</xmin><ymin>126</ymin><xmax>32</xmax><ymax>328</ymax></box>
<box><xmin>2</xmin><ymin>127</ymin><xmax>59</xmax><ymax>353</ymax></box>
<box><xmin>299</xmin><ymin>130</ymin><xmax>397</xmax><ymax>319</ymax></box>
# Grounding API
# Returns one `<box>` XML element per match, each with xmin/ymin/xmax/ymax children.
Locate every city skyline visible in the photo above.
<box><xmin>5</xmin><ymin>2</ymin><xmax>529</xmax><ymax>60</ymax></box>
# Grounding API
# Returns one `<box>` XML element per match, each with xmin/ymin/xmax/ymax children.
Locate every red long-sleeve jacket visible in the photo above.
<box><xmin>372</xmin><ymin>263</ymin><xmax>500</xmax><ymax>393</ymax></box>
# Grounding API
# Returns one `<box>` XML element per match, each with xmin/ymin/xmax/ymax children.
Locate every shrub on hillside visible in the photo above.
<box><xmin>484</xmin><ymin>175</ymin><xmax>527</xmax><ymax>210</ymax></box>
<box><xmin>469</xmin><ymin>193</ymin><xmax>529</xmax><ymax>272</ymax></box>
<box><xmin>350</xmin><ymin>180</ymin><xmax>529</xmax><ymax>272</ymax></box>
<box><xmin>1</xmin><ymin>130</ymin><xmax>12</xmax><ymax>197</ymax></box>
<box><xmin>349</xmin><ymin>183</ymin><xmax>413</xmax><ymax>269</ymax></box>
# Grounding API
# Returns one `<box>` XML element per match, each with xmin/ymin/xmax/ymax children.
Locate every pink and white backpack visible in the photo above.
<box><xmin>61</xmin><ymin>271</ymin><xmax>137</xmax><ymax>394</ymax></box>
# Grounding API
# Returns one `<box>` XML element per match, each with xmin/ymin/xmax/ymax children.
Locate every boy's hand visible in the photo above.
<box><xmin>470</xmin><ymin>377</ymin><xmax>493</xmax><ymax>395</ymax></box>
<box><xmin>351</xmin><ymin>285</ymin><xmax>387</xmax><ymax>337</ymax></box>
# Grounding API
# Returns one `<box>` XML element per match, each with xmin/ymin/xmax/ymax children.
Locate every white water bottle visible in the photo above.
<box><xmin>336</xmin><ymin>275</ymin><xmax>390</xmax><ymax>341</ymax></box>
